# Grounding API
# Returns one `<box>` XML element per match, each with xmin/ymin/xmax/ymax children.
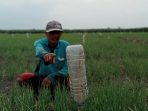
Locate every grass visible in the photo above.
<box><xmin>0</xmin><ymin>32</ymin><xmax>147</xmax><ymax>111</ymax></box>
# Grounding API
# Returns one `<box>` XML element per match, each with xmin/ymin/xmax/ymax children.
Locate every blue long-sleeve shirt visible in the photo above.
<box><xmin>34</xmin><ymin>38</ymin><xmax>70</xmax><ymax>84</ymax></box>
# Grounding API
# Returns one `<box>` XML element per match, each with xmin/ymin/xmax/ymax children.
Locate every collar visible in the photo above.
<box><xmin>45</xmin><ymin>38</ymin><xmax>60</xmax><ymax>49</ymax></box>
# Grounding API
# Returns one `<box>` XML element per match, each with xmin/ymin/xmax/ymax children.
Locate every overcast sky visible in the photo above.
<box><xmin>0</xmin><ymin>0</ymin><xmax>148</xmax><ymax>29</ymax></box>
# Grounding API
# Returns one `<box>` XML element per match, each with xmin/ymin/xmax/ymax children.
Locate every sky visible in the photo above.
<box><xmin>0</xmin><ymin>0</ymin><xmax>148</xmax><ymax>29</ymax></box>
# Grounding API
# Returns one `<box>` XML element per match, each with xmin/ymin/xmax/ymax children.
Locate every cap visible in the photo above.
<box><xmin>46</xmin><ymin>20</ymin><xmax>63</xmax><ymax>32</ymax></box>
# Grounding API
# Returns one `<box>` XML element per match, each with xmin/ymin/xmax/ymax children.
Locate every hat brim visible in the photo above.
<box><xmin>46</xmin><ymin>28</ymin><xmax>63</xmax><ymax>32</ymax></box>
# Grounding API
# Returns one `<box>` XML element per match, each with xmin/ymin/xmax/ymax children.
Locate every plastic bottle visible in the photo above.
<box><xmin>66</xmin><ymin>44</ymin><xmax>88</xmax><ymax>105</ymax></box>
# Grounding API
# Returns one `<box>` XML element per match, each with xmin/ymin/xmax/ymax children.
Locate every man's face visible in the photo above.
<box><xmin>46</xmin><ymin>31</ymin><xmax>62</xmax><ymax>47</ymax></box>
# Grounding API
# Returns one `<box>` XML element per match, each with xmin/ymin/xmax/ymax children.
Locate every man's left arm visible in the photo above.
<box><xmin>58</xmin><ymin>41</ymin><xmax>70</xmax><ymax>77</ymax></box>
<box><xmin>46</xmin><ymin>57</ymin><xmax>68</xmax><ymax>87</ymax></box>
<box><xmin>58</xmin><ymin>59</ymin><xmax>68</xmax><ymax>77</ymax></box>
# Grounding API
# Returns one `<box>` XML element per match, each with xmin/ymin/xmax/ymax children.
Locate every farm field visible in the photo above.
<box><xmin>0</xmin><ymin>32</ymin><xmax>148</xmax><ymax>111</ymax></box>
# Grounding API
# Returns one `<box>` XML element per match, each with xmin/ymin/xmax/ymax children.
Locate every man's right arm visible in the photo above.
<box><xmin>34</xmin><ymin>39</ymin><xmax>48</xmax><ymax>60</ymax></box>
<box><xmin>34</xmin><ymin>39</ymin><xmax>55</xmax><ymax>64</ymax></box>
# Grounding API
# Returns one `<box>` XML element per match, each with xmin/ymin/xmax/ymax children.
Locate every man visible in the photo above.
<box><xmin>17</xmin><ymin>20</ymin><xmax>70</xmax><ymax>101</ymax></box>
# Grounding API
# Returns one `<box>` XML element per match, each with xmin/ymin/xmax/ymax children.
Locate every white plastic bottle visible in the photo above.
<box><xmin>66</xmin><ymin>44</ymin><xmax>88</xmax><ymax>105</ymax></box>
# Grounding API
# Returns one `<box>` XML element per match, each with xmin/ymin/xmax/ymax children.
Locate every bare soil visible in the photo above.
<box><xmin>0</xmin><ymin>80</ymin><xmax>14</xmax><ymax>93</ymax></box>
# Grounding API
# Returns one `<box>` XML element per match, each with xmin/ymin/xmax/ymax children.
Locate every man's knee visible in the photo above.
<box><xmin>42</xmin><ymin>77</ymin><xmax>52</xmax><ymax>88</ymax></box>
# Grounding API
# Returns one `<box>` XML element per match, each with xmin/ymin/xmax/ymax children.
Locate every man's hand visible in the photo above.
<box><xmin>43</xmin><ymin>53</ymin><xmax>55</xmax><ymax>64</ymax></box>
<box><xmin>42</xmin><ymin>77</ymin><xmax>51</xmax><ymax>87</ymax></box>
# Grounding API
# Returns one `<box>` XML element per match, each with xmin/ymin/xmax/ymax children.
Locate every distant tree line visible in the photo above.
<box><xmin>0</xmin><ymin>27</ymin><xmax>148</xmax><ymax>34</ymax></box>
